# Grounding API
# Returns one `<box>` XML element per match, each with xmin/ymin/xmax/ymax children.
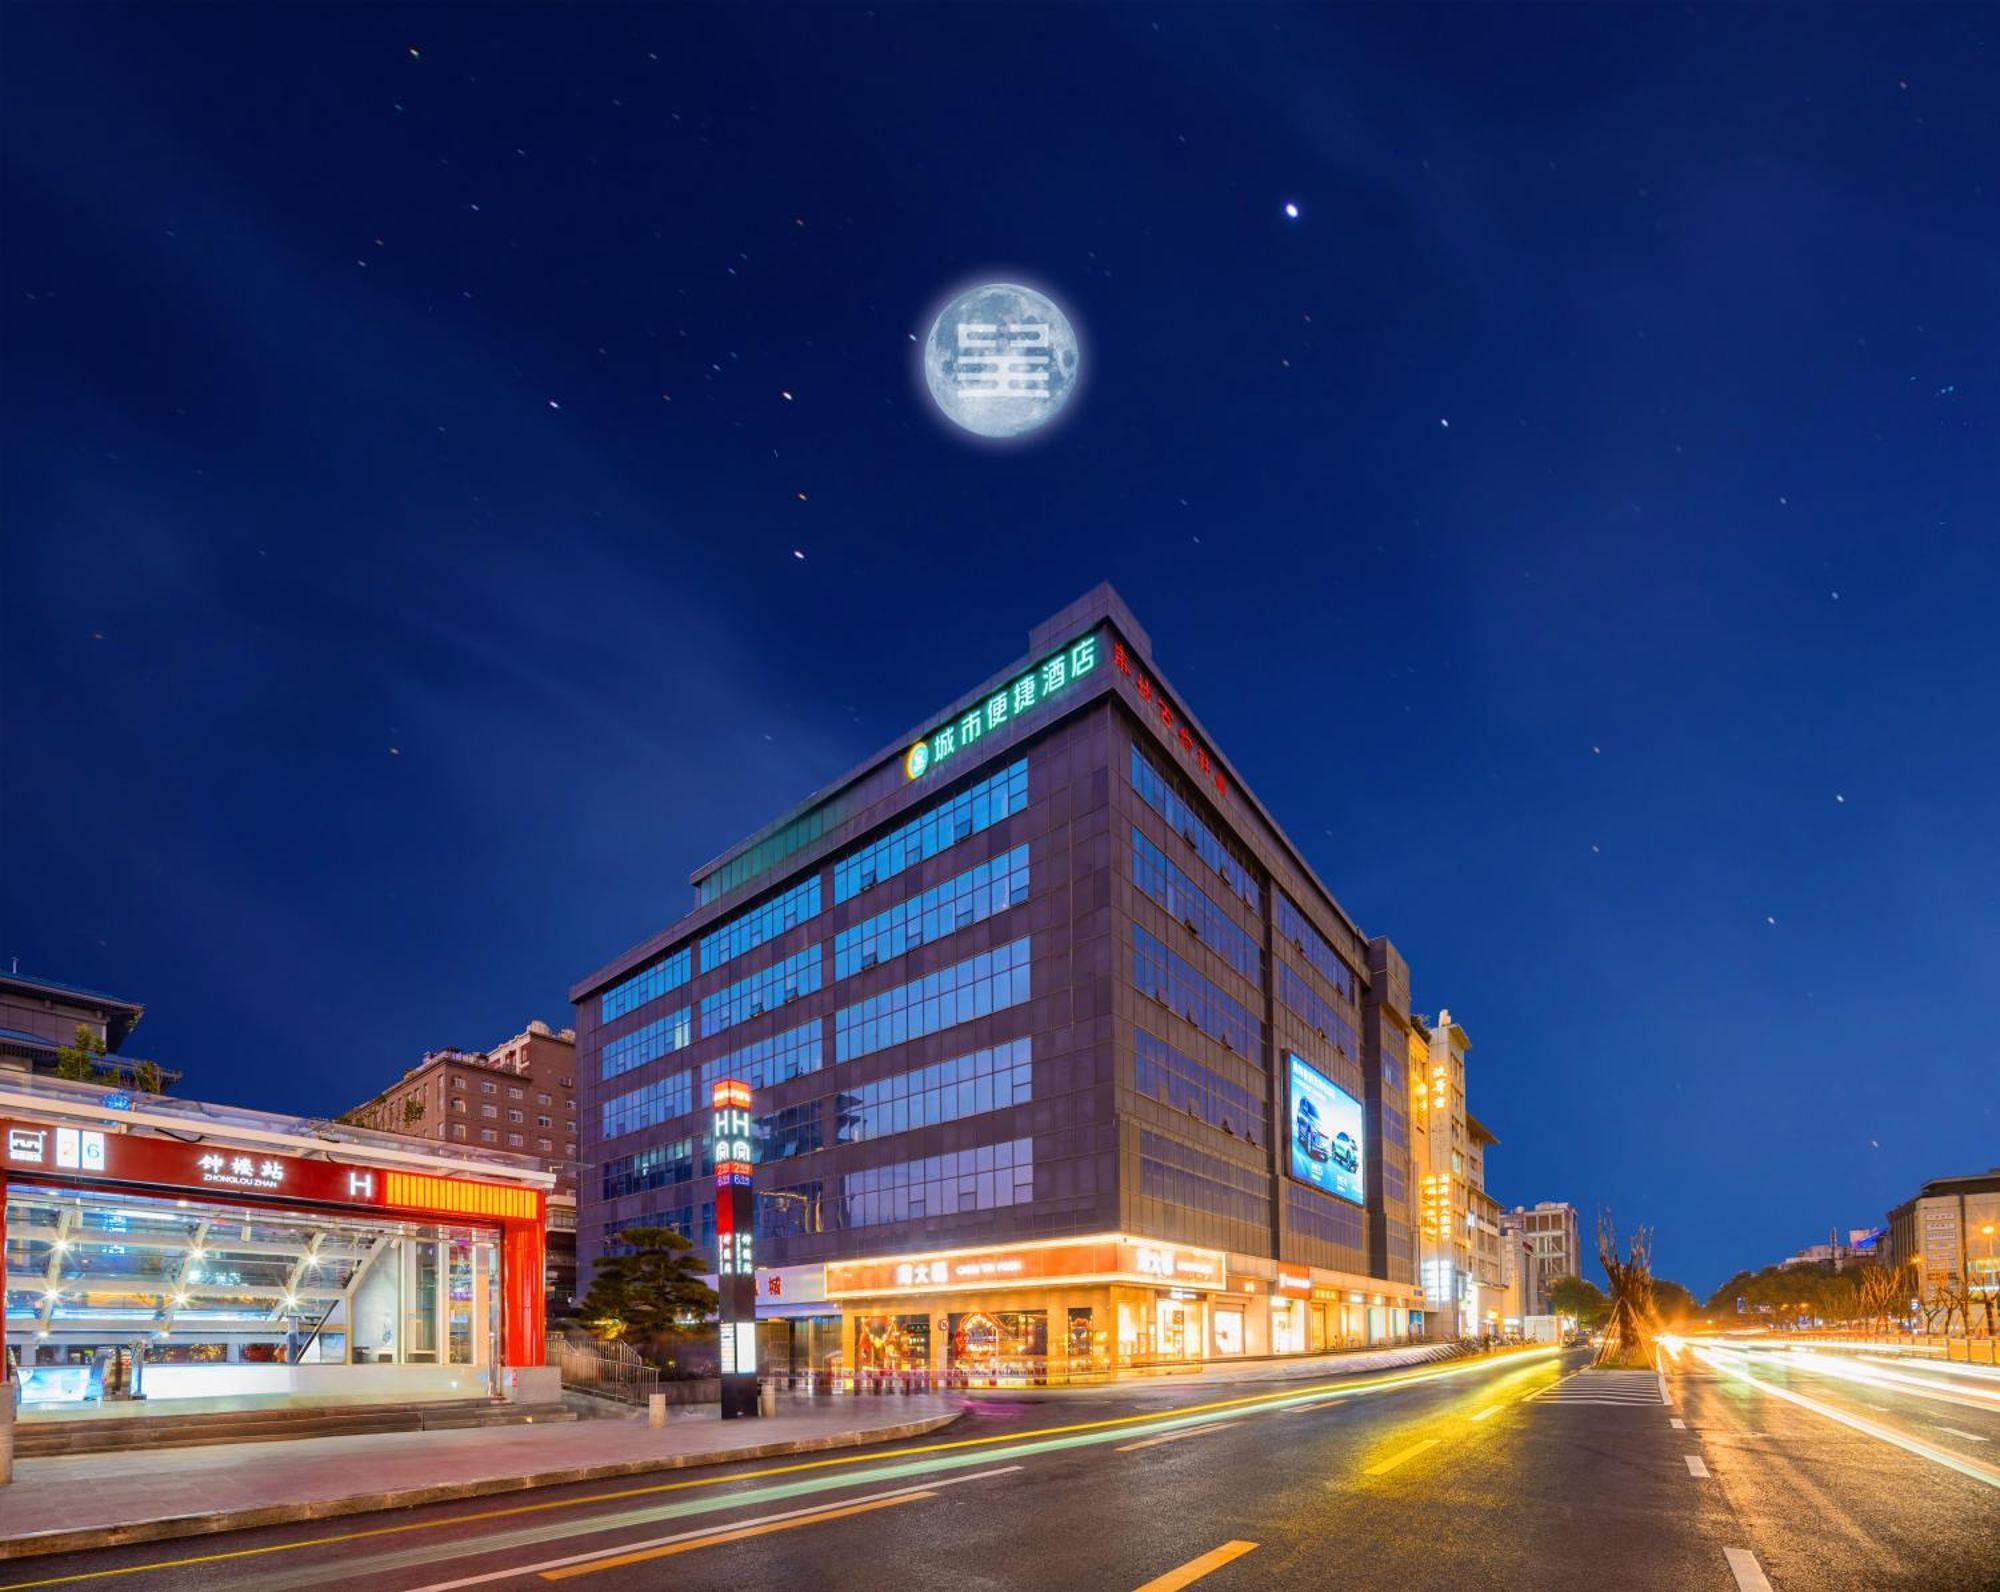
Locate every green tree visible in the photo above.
<box><xmin>1547</xmin><ymin>1274</ymin><xmax>1610</xmax><ymax>1328</ymax></box>
<box><xmin>1651</xmin><ymin>1278</ymin><xmax>1698</xmax><ymax>1324</ymax></box>
<box><xmin>53</xmin><ymin>1024</ymin><xmax>104</xmax><ymax>1081</ymax></box>
<box><xmin>402</xmin><ymin>1096</ymin><xmax>426</xmax><ymax>1126</ymax></box>
<box><xmin>134</xmin><ymin>1059</ymin><xmax>165</xmax><ymax>1095</ymax></box>
<box><xmin>578</xmin><ymin>1226</ymin><xmax>718</xmax><ymax>1343</ymax></box>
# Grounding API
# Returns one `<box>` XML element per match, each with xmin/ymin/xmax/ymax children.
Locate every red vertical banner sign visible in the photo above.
<box><xmin>711</xmin><ymin>1078</ymin><xmax>759</xmax><ymax>1419</ymax></box>
<box><xmin>500</xmin><ymin>1210</ymin><xmax>546</xmax><ymax>1368</ymax></box>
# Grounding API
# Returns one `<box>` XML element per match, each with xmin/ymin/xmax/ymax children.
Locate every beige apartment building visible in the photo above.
<box><xmin>343</xmin><ymin>1019</ymin><xmax>579</xmax><ymax>1194</ymax></box>
<box><xmin>1500</xmin><ymin>1201</ymin><xmax>1582</xmax><ymax>1315</ymax></box>
<box><xmin>1880</xmin><ymin>1170</ymin><xmax>2000</xmax><ymax>1310</ymax></box>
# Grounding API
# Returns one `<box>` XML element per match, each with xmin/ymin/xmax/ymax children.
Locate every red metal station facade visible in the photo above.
<box><xmin>1</xmin><ymin>1114</ymin><xmax>548</xmax><ymax>1376</ymax></box>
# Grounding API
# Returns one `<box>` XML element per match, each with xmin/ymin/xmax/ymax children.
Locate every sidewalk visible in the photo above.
<box><xmin>0</xmin><ymin>1394</ymin><xmax>963</xmax><ymax>1562</ymax></box>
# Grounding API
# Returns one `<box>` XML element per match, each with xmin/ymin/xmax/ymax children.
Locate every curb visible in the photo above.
<box><xmin>0</xmin><ymin>1410</ymin><xmax>964</xmax><ymax>1563</ymax></box>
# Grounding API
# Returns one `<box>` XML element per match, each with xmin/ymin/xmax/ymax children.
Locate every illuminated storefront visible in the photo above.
<box><xmin>2</xmin><ymin>1081</ymin><xmax>551</xmax><ymax>1411</ymax></box>
<box><xmin>829</xmin><ymin>1235</ymin><xmax>1236</xmax><ymax>1383</ymax></box>
<box><xmin>823</xmin><ymin>1234</ymin><xmax>1417</xmax><ymax>1383</ymax></box>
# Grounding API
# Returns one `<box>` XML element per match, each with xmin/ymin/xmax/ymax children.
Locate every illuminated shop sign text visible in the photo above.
<box><xmin>905</xmin><ymin>631</ymin><xmax>1100</xmax><ymax>781</ymax></box>
<box><xmin>1112</xmin><ymin>640</ymin><xmax>1226</xmax><ymax>801</ymax></box>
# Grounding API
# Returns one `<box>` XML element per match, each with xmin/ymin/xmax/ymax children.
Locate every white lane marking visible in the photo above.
<box><xmin>1117</xmin><ymin>1421</ymin><xmax>1240</xmax><ymax>1452</ymax></box>
<box><xmin>1724</xmin><ymin>1546</ymin><xmax>1774</xmax><ymax>1591</ymax></box>
<box><xmin>1933</xmin><ymin>1425</ymin><xmax>1989</xmax><ymax>1442</ymax></box>
<box><xmin>1670</xmin><ymin>1417</ymin><xmax>1687</xmax><ymax>1430</ymax></box>
<box><xmin>1685</xmin><ymin>1454</ymin><xmax>1710</xmax><ymax>1478</ymax></box>
<box><xmin>400</xmin><ymin>1467</ymin><xmax>1023</xmax><ymax>1592</ymax></box>
<box><xmin>1470</xmin><ymin>1406</ymin><xmax>1503</xmax><ymax>1422</ymax></box>
<box><xmin>1658</xmin><ymin>1370</ymin><xmax>1672</xmax><ymax>1405</ymax></box>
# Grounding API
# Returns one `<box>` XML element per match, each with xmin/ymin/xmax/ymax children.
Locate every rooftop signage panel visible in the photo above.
<box><xmin>904</xmin><ymin>628</ymin><xmax>1102</xmax><ymax>781</ymax></box>
<box><xmin>826</xmin><ymin>1234</ymin><xmax>1229</xmax><ymax>1298</ymax></box>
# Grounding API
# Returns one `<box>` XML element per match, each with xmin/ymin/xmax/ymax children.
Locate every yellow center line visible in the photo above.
<box><xmin>539</xmin><ymin>1491</ymin><xmax>931</xmax><ymax>1580</ymax></box>
<box><xmin>1133</xmin><ymin>1540</ymin><xmax>1259</xmax><ymax>1591</ymax></box>
<box><xmin>0</xmin><ymin>1347</ymin><xmax>1563</xmax><ymax>1590</ymax></box>
<box><xmin>1364</xmin><ymin>1437</ymin><xmax>1440</xmax><ymax>1476</ymax></box>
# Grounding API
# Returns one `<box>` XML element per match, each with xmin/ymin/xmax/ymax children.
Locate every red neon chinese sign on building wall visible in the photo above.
<box><xmin>1112</xmin><ymin>640</ymin><xmax>1227</xmax><ymax>802</ymax></box>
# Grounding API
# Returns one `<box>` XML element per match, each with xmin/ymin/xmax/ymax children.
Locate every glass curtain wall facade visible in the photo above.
<box><xmin>573</xmin><ymin>586</ymin><xmax>1427</xmax><ymax>1379</ymax></box>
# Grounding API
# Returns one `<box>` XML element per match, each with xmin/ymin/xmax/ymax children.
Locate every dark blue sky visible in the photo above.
<box><xmin>6</xmin><ymin>5</ymin><xmax>1995</xmax><ymax>1294</ymax></box>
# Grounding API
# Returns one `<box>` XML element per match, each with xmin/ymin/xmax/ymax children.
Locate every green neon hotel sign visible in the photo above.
<box><xmin>905</xmin><ymin>630</ymin><xmax>1101</xmax><ymax>780</ymax></box>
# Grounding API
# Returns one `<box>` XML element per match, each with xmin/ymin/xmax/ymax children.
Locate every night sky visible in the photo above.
<box><xmin>7</xmin><ymin>6</ymin><xmax>1995</xmax><ymax>1295</ymax></box>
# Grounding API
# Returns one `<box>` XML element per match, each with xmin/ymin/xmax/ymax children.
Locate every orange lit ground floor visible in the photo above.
<box><xmin>818</xmin><ymin>1233</ymin><xmax>1425</xmax><ymax>1385</ymax></box>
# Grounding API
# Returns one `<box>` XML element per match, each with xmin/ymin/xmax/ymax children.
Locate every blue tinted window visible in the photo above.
<box><xmin>1134</xmin><ymin>1028</ymin><xmax>1263</xmax><ymax>1146</ymax></box>
<box><xmin>749</xmin><ymin>1145</ymin><xmax>1031</xmax><ymax>1234</ymax></box>
<box><xmin>601</xmin><ymin>1007</ymin><xmax>693</xmax><ymax>1081</ymax></box>
<box><xmin>699</xmin><ymin>1021</ymin><xmax>823</xmax><ymax>1092</ymax></box>
<box><xmin>601</xmin><ymin>947</ymin><xmax>690</xmax><ymax>1023</ymax></box>
<box><xmin>1131</xmin><ymin>828</ymin><xmax>1261</xmax><ymax>985</ymax></box>
<box><xmin>1133</xmin><ymin>926</ymin><xmax>1262</xmax><ymax>1059</ymax></box>
<box><xmin>832</xmin><ymin>760</ymin><xmax>1027</xmax><ymax>904</ymax></box>
<box><xmin>1276</xmin><ymin>892</ymin><xmax>1355</xmax><ymax>1002</ymax></box>
<box><xmin>1277</xmin><ymin>963</ymin><xmax>1359</xmax><ymax>1065</ymax></box>
<box><xmin>602</xmin><ymin>1136</ymin><xmax>697</xmax><ymax>1200</ymax></box>
<box><xmin>837</xmin><ymin>1138</ymin><xmax>1033</xmax><ymax>1228</ymax></box>
<box><xmin>1130</xmin><ymin>746</ymin><xmax>1259</xmax><ymax>910</ymax></box>
<box><xmin>835</xmin><ymin>938</ymin><xmax>1032</xmax><ymax>1062</ymax></box>
<box><xmin>834</xmin><ymin>845</ymin><xmax>1030</xmax><ymax>979</ymax></box>
<box><xmin>1287</xmin><ymin>1184</ymin><xmax>1364</xmax><ymax>1249</ymax></box>
<box><xmin>1138</xmin><ymin>1130</ymin><xmax>1270</xmax><ymax>1227</ymax></box>
<box><xmin>700</xmin><ymin>877</ymin><xmax>822</xmax><ymax>973</ymax></box>
<box><xmin>601</xmin><ymin>1071</ymin><xmax>693</xmax><ymax>1140</ymax></box>
<box><xmin>836</xmin><ymin>1038</ymin><xmax>1032</xmax><ymax>1143</ymax></box>
<box><xmin>700</xmin><ymin>945</ymin><xmax>822</xmax><ymax>1036</ymax></box>
<box><xmin>755</xmin><ymin>1100</ymin><xmax>823</xmax><ymax>1161</ymax></box>
<box><xmin>758</xmin><ymin>1180</ymin><xmax>824</xmax><ymax>1240</ymax></box>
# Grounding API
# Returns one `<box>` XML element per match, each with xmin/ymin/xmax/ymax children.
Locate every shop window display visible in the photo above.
<box><xmin>947</xmin><ymin>1309</ymin><xmax>1047</xmax><ymax>1386</ymax></box>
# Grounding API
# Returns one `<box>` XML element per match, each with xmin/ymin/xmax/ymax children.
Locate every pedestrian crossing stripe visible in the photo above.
<box><xmin>1531</xmin><ymin>1371</ymin><xmax>1668</xmax><ymax>1405</ymax></box>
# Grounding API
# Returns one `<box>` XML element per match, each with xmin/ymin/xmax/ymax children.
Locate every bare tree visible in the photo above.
<box><xmin>1596</xmin><ymin>1211</ymin><xmax>1657</xmax><ymax>1369</ymax></box>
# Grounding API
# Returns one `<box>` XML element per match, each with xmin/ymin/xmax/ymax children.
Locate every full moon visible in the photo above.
<box><xmin>922</xmin><ymin>282</ymin><xmax>1080</xmax><ymax>440</ymax></box>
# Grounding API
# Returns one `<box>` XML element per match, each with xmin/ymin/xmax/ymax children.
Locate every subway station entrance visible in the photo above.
<box><xmin>2</xmin><ymin>1091</ymin><xmax>550</xmax><ymax>1416</ymax></box>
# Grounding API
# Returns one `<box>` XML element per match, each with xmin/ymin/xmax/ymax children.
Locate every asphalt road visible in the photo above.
<box><xmin>4</xmin><ymin>1343</ymin><xmax>1995</xmax><ymax>1592</ymax></box>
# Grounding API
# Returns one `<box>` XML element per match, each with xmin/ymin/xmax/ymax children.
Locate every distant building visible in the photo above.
<box><xmin>342</xmin><ymin>1021</ymin><xmax>579</xmax><ymax>1312</ymax></box>
<box><xmin>1406</xmin><ymin>1010</ymin><xmax>1511</xmax><ymax>1337</ymax></box>
<box><xmin>0</xmin><ymin>967</ymin><xmax>179</xmax><ymax>1090</ymax></box>
<box><xmin>1499</xmin><ymin>1221</ymin><xmax>1539</xmax><ymax>1326</ymax></box>
<box><xmin>1879</xmin><ymin>1171</ymin><xmax>2000</xmax><ymax>1308</ymax></box>
<box><xmin>1779</xmin><ymin>1228</ymin><xmax>1881</xmax><ymax>1270</ymax></box>
<box><xmin>1500</xmin><ymin>1202</ymin><xmax>1581</xmax><ymax>1315</ymax></box>
<box><xmin>342</xmin><ymin>1020</ymin><xmax>578</xmax><ymax>1196</ymax></box>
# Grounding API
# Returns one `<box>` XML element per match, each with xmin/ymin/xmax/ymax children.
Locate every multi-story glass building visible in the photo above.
<box><xmin>570</xmin><ymin>586</ymin><xmax>1435</xmax><ymax>1381</ymax></box>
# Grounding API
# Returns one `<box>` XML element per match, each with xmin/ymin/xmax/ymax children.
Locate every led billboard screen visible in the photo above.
<box><xmin>1287</xmin><ymin>1053</ymin><xmax>1364</xmax><ymax>1205</ymax></box>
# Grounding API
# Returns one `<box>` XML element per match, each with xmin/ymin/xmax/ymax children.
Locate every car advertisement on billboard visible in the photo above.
<box><xmin>1287</xmin><ymin>1052</ymin><xmax>1364</xmax><ymax>1205</ymax></box>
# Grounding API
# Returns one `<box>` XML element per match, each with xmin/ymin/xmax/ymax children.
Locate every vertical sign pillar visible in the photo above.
<box><xmin>711</xmin><ymin>1079</ymin><xmax>759</xmax><ymax>1419</ymax></box>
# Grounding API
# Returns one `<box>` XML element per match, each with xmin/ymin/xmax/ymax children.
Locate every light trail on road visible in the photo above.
<box><xmin>0</xmin><ymin>1347</ymin><xmax>1564</xmax><ymax>1592</ymax></box>
<box><xmin>1730</xmin><ymin>1345</ymin><xmax>2000</xmax><ymax>1412</ymax></box>
<box><xmin>1689</xmin><ymin>1344</ymin><xmax>2000</xmax><ymax>1491</ymax></box>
